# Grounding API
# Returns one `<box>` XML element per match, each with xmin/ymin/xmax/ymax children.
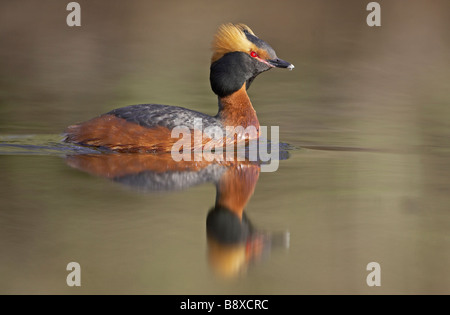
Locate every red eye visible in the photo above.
<box><xmin>250</xmin><ymin>51</ymin><xmax>258</xmax><ymax>58</ymax></box>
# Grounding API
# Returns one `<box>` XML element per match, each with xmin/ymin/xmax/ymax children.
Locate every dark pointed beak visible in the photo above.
<box><xmin>268</xmin><ymin>58</ymin><xmax>295</xmax><ymax>70</ymax></box>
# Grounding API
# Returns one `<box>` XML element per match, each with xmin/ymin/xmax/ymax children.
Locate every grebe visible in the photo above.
<box><xmin>64</xmin><ymin>23</ymin><xmax>294</xmax><ymax>152</ymax></box>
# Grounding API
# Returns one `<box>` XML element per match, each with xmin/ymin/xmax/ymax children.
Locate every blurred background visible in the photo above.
<box><xmin>0</xmin><ymin>0</ymin><xmax>449</xmax><ymax>294</ymax></box>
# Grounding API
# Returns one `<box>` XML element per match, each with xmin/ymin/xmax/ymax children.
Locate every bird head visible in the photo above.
<box><xmin>210</xmin><ymin>23</ymin><xmax>294</xmax><ymax>97</ymax></box>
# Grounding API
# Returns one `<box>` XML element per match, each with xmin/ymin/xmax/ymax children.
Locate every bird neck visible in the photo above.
<box><xmin>216</xmin><ymin>84</ymin><xmax>260</xmax><ymax>130</ymax></box>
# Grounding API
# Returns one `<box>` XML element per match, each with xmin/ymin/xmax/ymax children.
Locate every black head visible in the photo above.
<box><xmin>210</xmin><ymin>23</ymin><xmax>294</xmax><ymax>97</ymax></box>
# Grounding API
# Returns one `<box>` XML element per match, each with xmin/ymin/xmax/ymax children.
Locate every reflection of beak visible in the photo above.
<box><xmin>268</xmin><ymin>58</ymin><xmax>295</xmax><ymax>70</ymax></box>
<box><xmin>246</xmin><ymin>231</ymin><xmax>290</xmax><ymax>260</ymax></box>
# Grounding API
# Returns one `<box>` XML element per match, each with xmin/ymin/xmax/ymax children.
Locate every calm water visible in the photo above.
<box><xmin>1</xmin><ymin>1</ymin><xmax>449</xmax><ymax>294</ymax></box>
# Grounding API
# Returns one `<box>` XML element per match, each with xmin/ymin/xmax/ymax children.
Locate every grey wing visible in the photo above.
<box><xmin>107</xmin><ymin>104</ymin><xmax>222</xmax><ymax>130</ymax></box>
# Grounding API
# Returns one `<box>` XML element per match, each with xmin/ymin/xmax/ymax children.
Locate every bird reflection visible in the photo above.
<box><xmin>206</xmin><ymin>165</ymin><xmax>289</xmax><ymax>278</ymax></box>
<box><xmin>65</xmin><ymin>152</ymin><xmax>289</xmax><ymax>278</ymax></box>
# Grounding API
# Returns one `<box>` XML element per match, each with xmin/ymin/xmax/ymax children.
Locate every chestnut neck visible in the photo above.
<box><xmin>216</xmin><ymin>84</ymin><xmax>260</xmax><ymax>130</ymax></box>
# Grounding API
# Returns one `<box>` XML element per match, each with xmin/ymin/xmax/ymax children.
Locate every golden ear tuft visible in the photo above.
<box><xmin>211</xmin><ymin>23</ymin><xmax>257</xmax><ymax>63</ymax></box>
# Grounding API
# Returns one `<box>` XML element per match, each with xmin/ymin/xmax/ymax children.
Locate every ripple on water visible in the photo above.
<box><xmin>0</xmin><ymin>134</ymin><xmax>295</xmax><ymax>159</ymax></box>
<box><xmin>0</xmin><ymin>134</ymin><xmax>102</xmax><ymax>156</ymax></box>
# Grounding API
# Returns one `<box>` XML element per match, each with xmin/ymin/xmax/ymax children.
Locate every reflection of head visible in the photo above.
<box><xmin>206</xmin><ymin>205</ymin><xmax>290</xmax><ymax>279</ymax></box>
<box><xmin>206</xmin><ymin>206</ymin><xmax>251</xmax><ymax>278</ymax></box>
<box><xmin>207</xmin><ymin>205</ymin><xmax>272</xmax><ymax>278</ymax></box>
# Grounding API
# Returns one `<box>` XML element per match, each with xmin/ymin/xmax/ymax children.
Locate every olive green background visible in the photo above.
<box><xmin>0</xmin><ymin>0</ymin><xmax>449</xmax><ymax>294</ymax></box>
